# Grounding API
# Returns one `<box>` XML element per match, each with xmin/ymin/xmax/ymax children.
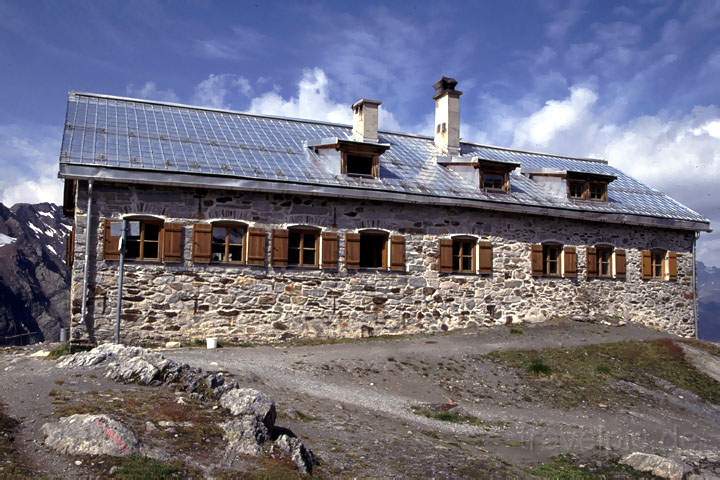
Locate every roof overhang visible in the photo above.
<box><xmin>58</xmin><ymin>163</ymin><xmax>712</xmax><ymax>233</ymax></box>
<box><xmin>306</xmin><ymin>137</ymin><xmax>391</xmax><ymax>155</ymax></box>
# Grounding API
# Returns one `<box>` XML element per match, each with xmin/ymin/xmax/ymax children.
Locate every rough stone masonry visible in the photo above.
<box><xmin>68</xmin><ymin>182</ymin><xmax>696</xmax><ymax>345</ymax></box>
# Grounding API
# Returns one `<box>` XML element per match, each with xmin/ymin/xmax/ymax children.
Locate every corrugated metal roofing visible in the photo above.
<box><xmin>59</xmin><ymin>92</ymin><xmax>709</xmax><ymax>228</ymax></box>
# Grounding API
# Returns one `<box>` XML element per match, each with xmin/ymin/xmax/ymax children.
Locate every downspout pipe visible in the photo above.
<box><xmin>79</xmin><ymin>179</ymin><xmax>94</xmax><ymax>342</ymax></box>
<box><xmin>693</xmin><ymin>231</ymin><xmax>699</xmax><ymax>339</ymax></box>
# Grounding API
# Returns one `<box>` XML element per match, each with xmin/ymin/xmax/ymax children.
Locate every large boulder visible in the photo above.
<box><xmin>620</xmin><ymin>452</ymin><xmax>690</xmax><ymax>480</ymax></box>
<box><xmin>220</xmin><ymin>388</ymin><xmax>276</xmax><ymax>428</ymax></box>
<box><xmin>57</xmin><ymin>343</ymin><xmax>144</xmax><ymax>368</ymax></box>
<box><xmin>221</xmin><ymin>416</ymin><xmax>269</xmax><ymax>460</ymax></box>
<box><xmin>272</xmin><ymin>434</ymin><xmax>317</xmax><ymax>474</ymax></box>
<box><xmin>41</xmin><ymin>414</ymin><xmax>139</xmax><ymax>457</ymax></box>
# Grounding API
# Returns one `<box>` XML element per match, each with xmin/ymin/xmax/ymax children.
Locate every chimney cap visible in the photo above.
<box><xmin>352</xmin><ymin>98</ymin><xmax>382</xmax><ymax>110</ymax></box>
<box><xmin>433</xmin><ymin>76</ymin><xmax>463</xmax><ymax>100</ymax></box>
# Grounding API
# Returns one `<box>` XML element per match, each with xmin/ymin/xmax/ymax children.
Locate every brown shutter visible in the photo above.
<box><xmin>478</xmin><ymin>241</ymin><xmax>493</xmax><ymax>274</ymax></box>
<box><xmin>192</xmin><ymin>224</ymin><xmax>212</xmax><ymax>264</ymax></box>
<box><xmin>668</xmin><ymin>252</ymin><xmax>678</xmax><ymax>280</ymax></box>
<box><xmin>321</xmin><ymin>231</ymin><xmax>339</xmax><ymax>269</ymax></box>
<box><xmin>439</xmin><ymin>239</ymin><xmax>453</xmax><ymax>273</ymax></box>
<box><xmin>103</xmin><ymin>219</ymin><xmax>120</xmax><ymax>261</ymax></box>
<box><xmin>614</xmin><ymin>249</ymin><xmax>626</xmax><ymax>279</ymax></box>
<box><xmin>65</xmin><ymin>225</ymin><xmax>75</xmax><ymax>267</ymax></box>
<box><xmin>641</xmin><ymin>249</ymin><xmax>652</xmax><ymax>279</ymax></box>
<box><xmin>247</xmin><ymin>228</ymin><xmax>267</xmax><ymax>266</ymax></box>
<box><xmin>586</xmin><ymin>246</ymin><xmax>597</xmax><ymax>278</ymax></box>
<box><xmin>162</xmin><ymin>223</ymin><xmax>183</xmax><ymax>262</ymax></box>
<box><xmin>390</xmin><ymin>235</ymin><xmax>406</xmax><ymax>272</ymax></box>
<box><xmin>564</xmin><ymin>246</ymin><xmax>577</xmax><ymax>278</ymax></box>
<box><xmin>531</xmin><ymin>244</ymin><xmax>543</xmax><ymax>276</ymax></box>
<box><xmin>271</xmin><ymin>229</ymin><xmax>289</xmax><ymax>267</ymax></box>
<box><xmin>345</xmin><ymin>233</ymin><xmax>360</xmax><ymax>270</ymax></box>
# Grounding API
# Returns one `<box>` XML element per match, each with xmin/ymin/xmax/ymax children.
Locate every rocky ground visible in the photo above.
<box><xmin>2</xmin><ymin>320</ymin><xmax>720</xmax><ymax>479</ymax></box>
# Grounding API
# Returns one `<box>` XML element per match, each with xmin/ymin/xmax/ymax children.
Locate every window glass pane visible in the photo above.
<box><xmin>347</xmin><ymin>155</ymin><xmax>373</xmax><ymax>176</ymax></box>
<box><xmin>483</xmin><ymin>174</ymin><xmax>504</xmax><ymax>190</ymax></box>
<box><xmin>228</xmin><ymin>227</ymin><xmax>245</xmax><ymax>244</ymax></box>
<box><xmin>212</xmin><ymin>241</ymin><xmax>225</xmax><ymax>262</ymax></box>
<box><xmin>212</xmin><ymin>226</ymin><xmax>227</xmax><ymax>242</ymax></box>
<box><xmin>288</xmin><ymin>247</ymin><xmax>300</xmax><ymax>265</ymax></box>
<box><xmin>303</xmin><ymin>249</ymin><xmax>315</xmax><ymax>265</ymax></box>
<box><xmin>144</xmin><ymin>223</ymin><xmax>160</xmax><ymax>241</ymax></box>
<box><xmin>303</xmin><ymin>233</ymin><xmax>316</xmax><ymax>246</ymax></box>
<box><xmin>144</xmin><ymin>241</ymin><xmax>159</xmax><ymax>259</ymax></box>
<box><xmin>360</xmin><ymin>234</ymin><xmax>385</xmax><ymax>268</ymax></box>
<box><xmin>569</xmin><ymin>181</ymin><xmax>585</xmax><ymax>198</ymax></box>
<box><xmin>126</xmin><ymin>239</ymin><xmax>140</xmax><ymax>259</ymax></box>
<box><xmin>462</xmin><ymin>256</ymin><xmax>473</xmax><ymax>271</ymax></box>
<box><xmin>289</xmin><ymin>231</ymin><xmax>301</xmax><ymax>249</ymax></box>
<box><xmin>227</xmin><ymin>244</ymin><xmax>243</xmax><ymax>262</ymax></box>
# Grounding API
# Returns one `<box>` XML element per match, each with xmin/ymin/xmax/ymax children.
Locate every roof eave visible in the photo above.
<box><xmin>58</xmin><ymin>163</ymin><xmax>712</xmax><ymax>233</ymax></box>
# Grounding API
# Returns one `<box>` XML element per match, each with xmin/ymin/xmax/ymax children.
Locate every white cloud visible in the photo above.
<box><xmin>0</xmin><ymin>124</ymin><xmax>63</xmax><ymax>207</ymax></box>
<box><xmin>192</xmin><ymin>74</ymin><xmax>252</xmax><ymax>109</ymax></box>
<box><xmin>193</xmin><ymin>26</ymin><xmax>267</xmax><ymax>61</ymax></box>
<box><xmin>126</xmin><ymin>81</ymin><xmax>178</xmax><ymax>102</ymax></box>
<box><xmin>495</xmin><ymin>86</ymin><xmax>720</xmax><ymax>266</ymax></box>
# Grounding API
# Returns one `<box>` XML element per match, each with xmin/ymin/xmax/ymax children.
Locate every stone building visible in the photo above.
<box><xmin>58</xmin><ymin>77</ymin><xmax>710</xmax><ymax>345</ymax></box>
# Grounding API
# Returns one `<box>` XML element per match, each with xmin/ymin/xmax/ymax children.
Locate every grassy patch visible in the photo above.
<box><xmin>509</xmin><ymin>327</ymin><xmax>524</xmax><ymax>335</ymax></box>
<box><xmin>410</xmin><ymin>404</ymin><xmax>497</xmax><ymax>428</ymax></box>
<box><xmin>47</xmin><ymin>343</ymin><xmax>72</xmax><ymax>359</ymax></box>
<box><xmin>530</xmin><ymin>455</ymin><xmax>656</xmax><ymax>479</ymax></box>
<box><xmin>111</xmin><ymin>455</ymin><xmax>187</xmax><ymax>479</ymax></box>
<box><xmin>0</xmin><ymin>402</ymin><xmax>33</xmax><ymax>479</ymax></box>
<box><xmin>488</xmin><ymin>339</ymin><xmax>720</xmax><ymax>408</ymax></box>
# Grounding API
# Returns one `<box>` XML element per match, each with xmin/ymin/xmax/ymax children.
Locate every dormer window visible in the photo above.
<box><xmin>566</xmin><ymin>171</ymin><xmax>615</xmax><ymax>202</ymax></box>
<box><xmin>345</xmin><ymin>153</ymin><xmax>376</xmax><ymax>177</ymax></box>
<box><xmin>481</xmin><ymin>172</ymin><xmax>507</xmax><ymax>191</ymax></box>
<box><xmin>476</xmin><ymin>159</ymin><xmax>518</xmax><ymax>194</ymax></box>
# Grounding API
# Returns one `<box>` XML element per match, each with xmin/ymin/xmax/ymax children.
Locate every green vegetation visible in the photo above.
<box><xmin>0</xmin><ymin>403</ymin><xmax>33</xmax><ymax>479</ymax></box>
<box><xmin>509</xmin><ymin>327</ymin><xmax>524</xmax><ymax>335</ymax></box>
<box><xmin>530</xmin><ymin>455</ymin><xmax>656</xmax><ymax>479</ymax></box>
<box><xmin>111</xmin><ymin>456</ymin><xmax>186</xmax><ymax>480</ymax></box>
<box><xmin>47</xmin><ymin>342</ymin><xmax>72</xmax><ymax>359</ymax></box>
<box><xmin>488</xmin><ymin>339</ymin><xmax>720</xmax><ymax>408</ymax></box>
<box><xmin>410</xmin><ymin>405</ymin><xmax>493</xmax><ymax>428</ymax></box>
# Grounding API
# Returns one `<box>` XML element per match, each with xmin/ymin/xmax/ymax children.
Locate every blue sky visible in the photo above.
<box><xmin>1</xmin><ymin>0</ymin><xmax>719</xmax><ymax>264</ymax></box>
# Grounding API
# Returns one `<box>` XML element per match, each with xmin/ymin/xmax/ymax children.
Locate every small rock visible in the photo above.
<box><xmin>30</xmin><ymin>350</ymin><xmax>50</xmax><ymax>357</ymax></box>
<box><xmin>273</xmin><ymin>434</ymin><xmax>317</xmax><ymax>474</ymax></box>
<box><xmin>220</xmin><ymin>388</ymin><xmax>276</xmax><ymax>429</ymax></box>
<box><xmin>165</xmin><ymin>341</ymin><xmax>181</xmax><ymax>349</ymax></box>
<box><xmin>42</xmin><ymin>414</ymin><xmax>139</xmax><ymax>457</ymax></box>
<box><xmin>221</xmin><ymin>416</ymin><xmax>269</xmax><ymax>460</ymax></box>
<box><xmin>74</xmin><ymin>460</ymin><xmax>82</xmax><ymax>466</ymax></box>
<box><xmin>145</xmin><ymin>421</ymin><xmax>157</xmax><ymax>433</ymax></box>
<box><xmin>620</xmin><ymin>452</ymin><xmax>690</xmax><ymax>480</ymax></box>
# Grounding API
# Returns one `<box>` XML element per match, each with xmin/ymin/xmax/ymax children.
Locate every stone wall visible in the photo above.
<box><xmin>69</xmin><ymin>182</ymin><xmax>697</xmax><ymax>345</ymax></box>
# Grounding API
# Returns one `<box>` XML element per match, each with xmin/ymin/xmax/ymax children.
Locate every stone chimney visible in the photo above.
<box><xmin>352</xmin><ymin>99</ymin><xmax>381</xmax><ymax>143</ymax></box>
<box><xmin>433</xmin><ymin>76</ymin><xmax>462</xmax><ymax>156</ymax></box>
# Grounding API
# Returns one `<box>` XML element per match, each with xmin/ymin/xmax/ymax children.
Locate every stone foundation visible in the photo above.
<box><xmin>69</xmin><ymin>183</ymin><xmax>697</xmax><ymax>345</ymax></box>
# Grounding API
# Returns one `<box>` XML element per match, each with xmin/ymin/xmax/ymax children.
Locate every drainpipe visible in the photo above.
<box><xmin>79</xmin><ymin>180</ymin><xmax>94</xmax><ymax>341</ymax></box>
<box><xmin>693</xmin><ymin>232</ymin><xmax>699</xmax><ymax>339</ymax></box>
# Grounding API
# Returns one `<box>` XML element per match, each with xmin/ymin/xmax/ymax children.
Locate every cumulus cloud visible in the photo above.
<box><xmin>0</xmin><ymin>124</ymin><xmax>63</xmax><ymax>207</ymax></box>
<box><xmin>192</xmin><ymin>74</ymin><xmax>252</xmax><ymax>109</ymax></box>
<box><xmin>126</xmin><ymin>82</ymin><xmax>179</xmax><ymax>102</ymax></box>
<box><xmin>500</xmin><ymin>86</ymin><xmax>720</xmax><ymax>266</ymax></box>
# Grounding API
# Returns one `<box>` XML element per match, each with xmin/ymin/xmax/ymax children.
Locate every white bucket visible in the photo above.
<box><xmin>206</xmin><ymin>337</ymin><xmax>218</xmax><ymax>349</ymax></box>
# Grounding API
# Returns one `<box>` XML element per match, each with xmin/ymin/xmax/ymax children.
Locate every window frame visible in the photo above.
<box><xmin>125</xmin><ymin>219</ymin><xmax>163</xmax><ymax>261</ymax></box>
<box><xmin>288</xmin><ymin>226</ymin><xmax>320</xmax><ymax>268</ymax></box>
<box><xmin>210</xmin><ymin>222</ymin><xmax>247</xmax><ymax>264</ymax></box>
<box><xmin>359</xmin><ymin>230</ymin><xmax>389</xmax><ymax>269</ymax></box>
<box><xmin>341</xmin><ymin>151</ymin><xmax>380</xmax><ymax>179</ymax></box>
<box><xmin>451</xmin><ymin>237</ymin><xmax>477</xmax><ymax>274</ymax></box>
<box><xmin>651</xmin><ymin>249</ymin><xmax>666</xmax><ymax>279</ymax></box>
<box><xmin>543</xmin><ymin>243</ymin><xmax>562</xmax><ymax>277</ymax></box>
<box><xmin>568</xmin><ymin>180</ymin><xmax>587</xmax><ymax>200</ymax></box>
<box><xmin>596</xmin><ymin>245</ymin><xmax>613</xmax><ymax>278</ymax></box>
<box><xmin>588</xmin><ymin>181</ymin><xmax>608</xmax><ymax>201</ymax></box>
<box><xmin>479</xmin><ymin>167</ymin><xmax>511</xmax><ymax>193</ymax></box>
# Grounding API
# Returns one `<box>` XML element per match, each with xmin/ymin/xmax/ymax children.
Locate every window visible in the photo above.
<box><xmin>211</xmin><ymin>223</ymin><xmax>246</xmax><ymax>263</ymax></box>
<box><xmin>359</xmin><ymin>231</ymin><xmax>388</xmax><ymax>268</ymax></box>
<box><xmin>288</xmin><ymin>228</ymin><xmax>319</xmax><ymax>267</ymax></box>
<box><xmin>651</xmin><ymin>250</ymin><xmax>665</xmax><ymax>279</ymax></box>
<box><xmin>589</xmin><ymin>182</ymin><xmax>607</xmax><ymax>201</ymax></box>
<box><xmin>543</xmin><ymin>244</ymin><xmax>562</xmax><ymax>276</ymax></box>
<box><xmin>597</xmin><ymin>246</ymin><xmax>612</xmax><ymax>277</ymax></box>
<box><xmin>568</xmin><ymin>180</ymin><xmax>586</xmax><ymax>199</ymax></box>
<box><xmin>482</xmin><ymin>173</ymin><xmax>505</xmax><ymax>191</ymax></box>
<box><xmin>125</xmin><ymin>220</ymin><xmax>161</xmax><ymax>260</ymax></box>
<box><xmin>346</xmin><ymin>154</ymin><xmax>374</xmax><ymax>177</ymax></box>
<box><xmin>452</xmin><ymin>238</ymin><xmax>475</xmax><ymax>273</ymax></box>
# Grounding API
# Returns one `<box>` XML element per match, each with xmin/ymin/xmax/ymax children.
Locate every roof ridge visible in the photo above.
<box><xmin>460</xmin><ymin>140</ymin><xmax>608</xmax><ymax>164</ymax></box>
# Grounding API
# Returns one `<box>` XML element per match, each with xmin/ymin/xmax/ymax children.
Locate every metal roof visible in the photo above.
<box><xmin>58</xmin><ymin>92</ymin><xmax>710</xmax><ymax>232</ymax></box>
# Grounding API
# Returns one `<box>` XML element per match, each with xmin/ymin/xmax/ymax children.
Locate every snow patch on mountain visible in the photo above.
<box><xmin>0</xmin><ymin>233</ymin><xmax>16</xmax><ymax>247</ymax></box>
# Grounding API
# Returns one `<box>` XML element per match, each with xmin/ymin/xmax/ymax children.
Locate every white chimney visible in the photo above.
<box><xmin>352</xmin><ymin>99</ymin><xmax>381</xmax><ymax>143</ymax></box>
<box><xmin>433</xmin><ymin>77</ymin><xmax>462</xmax><ymax>156</ymax></box>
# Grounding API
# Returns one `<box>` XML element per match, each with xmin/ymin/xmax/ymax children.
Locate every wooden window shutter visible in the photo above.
<box><xmin>531</xmin><ymin>244</ymin><xmax>543</xmax><ymax>276</ymax></box>
<box><xmin>345</xmin><ymin>233</ymin><xmax>360</xmax><ymax>270</ymax></box>
<box><xmin>668</xmin><ymin>252</ymin><xmax>678</xmax><ymax>280</ymax></box>
<box><xmin>586</xmin><ymin>246</ymin><xmax>597</xmax><ymax>278</ymax></box>
<box><xmin>614</xmin><ymin>249</ymin><xmax>626</xmax><ymax>279</ymax></box>
<box><xmin>247</xmin><ymin>228</ymin><xmax>267</xmax><ymax>266</ymax></box>
<box><xmin>271</xmin><ymin>229</ymin><xmax>289</xmax><ymax>267</ymax></box>
<box><xmin>563</xmin><ymin>246</ymin><xmax>577</xmax><ymax>278</ymax></box>
<box><xmin>65</xmin><ymin>225</ymin><xmax>75</xmax><ymax>267</ymax></box>
<box><xmin>162</xmin><ymin>223</ymin><xmax>183</xmax><ymax>262</ymax></box>
<box><xmin>321</xmin><ymin>232</ymin><xmax>339</xmax><ymax>269</ymax></box>
<box><xmin>103</xmin><ymin>219</ymin><xmax>120</xmax><ymax>261</ymax></box>
<box><xmin>390</xmin><ymin>235</ymin><xmax>406</xmax><ymax>272</ymax></box>
<box><xmin>641</xmin><ymin>250</ymin><xmax>652</xmax><ymax>279</ymax></box>
<box><xmin>439</xmin><ymin>239</ymin><xmax>453</xmax><ymax>273</ymax></box>
<box><xmin>192</xmin><ymin>224</ymin><xmax>212</xmax><ymax>264</ymax></box>
<box><xmin>478</xmin><ymin>241</ymin><xmax>493</xmax><ymax>274</ymax></box>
